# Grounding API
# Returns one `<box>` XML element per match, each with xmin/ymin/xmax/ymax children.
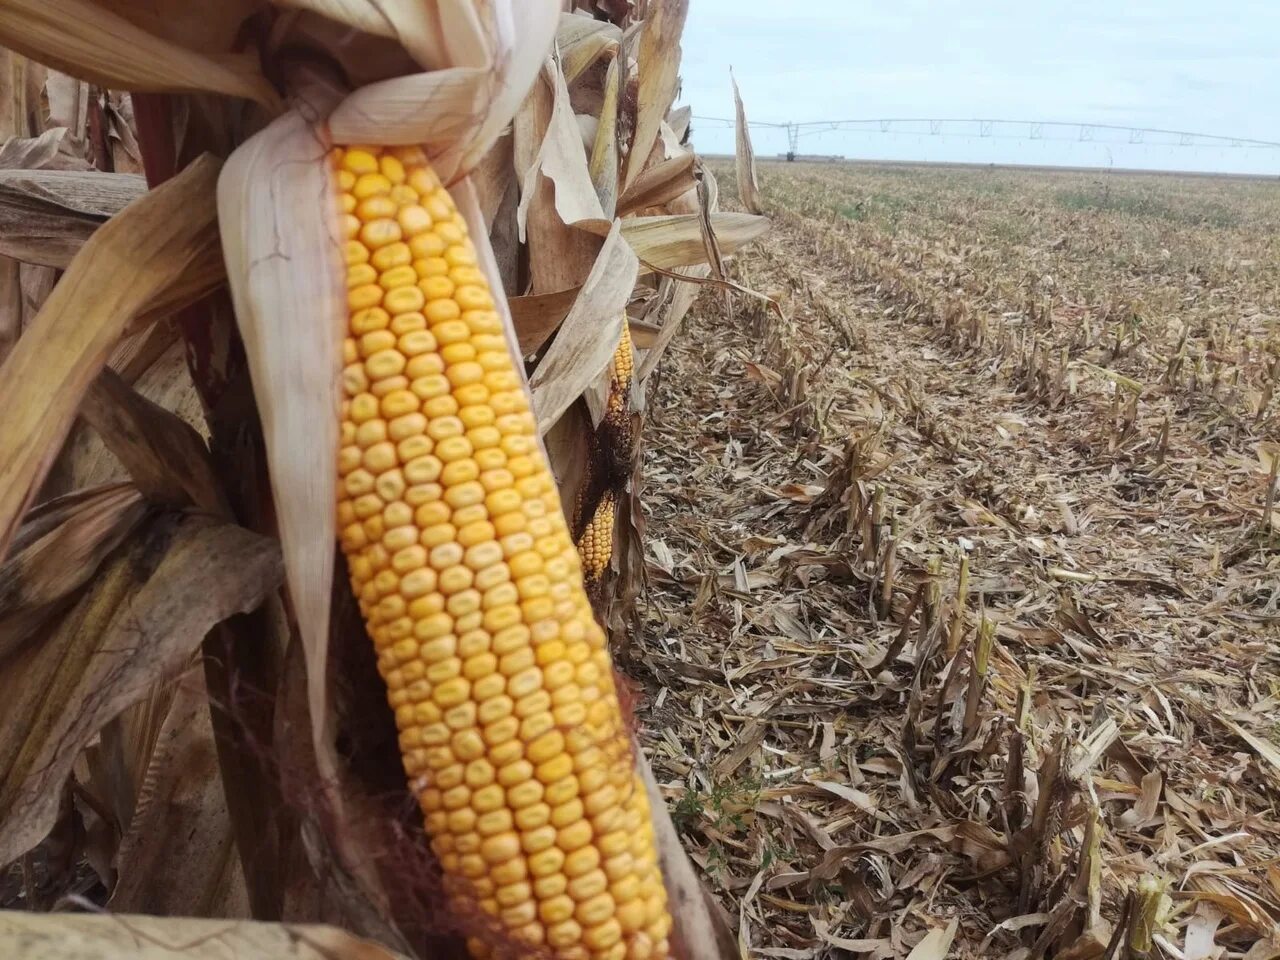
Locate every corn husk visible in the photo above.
<box><xmin>625</xmin><ymin>0</ymin><xmax>689</xmax><ymax>191</ymax></box>
<box><xmin>529</xmin><ymin>221</ymin><xmax>636</xmax><ymax>431</ymax></box>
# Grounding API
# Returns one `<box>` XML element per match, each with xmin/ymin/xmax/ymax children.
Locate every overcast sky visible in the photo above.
<box><xmin>677</xmin><ymin>1</ymin><xmax>1280</xmax><ymax>174</ymax></box>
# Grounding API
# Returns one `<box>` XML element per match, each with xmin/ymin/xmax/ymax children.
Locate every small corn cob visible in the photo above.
<box><xmin>576</xmin><ymin>491</ymin><xmax>616</xmax><ymax>598</ymax></box>
<box><xmin>574</xmin><ymin>326</ymin><xmax>632</xmax><ymax>604</ymax></box>
<box><xmin>604</xmin><ymin>325</ymin><xmax>633</xmax><ymax>432</ymax></box>
<box><xmin>333</xmin><ymin>144</ymin><xmax>670</xmax><ymax>960</ymax></box>
<box><xmin>602</xmin><ymin>325</ymin><xmax>635</xmax><ymax>482</ymax></box>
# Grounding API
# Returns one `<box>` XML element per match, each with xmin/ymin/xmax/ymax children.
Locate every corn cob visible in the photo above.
<box><xmin>576</xmin><ymin>491</ymin><xmax>616</xmax><ymax>598</ymax></box>
<box><xmin>604</xmin><ymin>325</ymin><xmax>633</xmax><ymax>432</ymax></box>
<box><xmin>333</xmin><ymin>144</ymin><xmax>670</xmax><ymax>960</ymax></box>
<box><xmin>602</xmin><ymin>326</ymin><xmax>635</xmax><ymax>479</ymax></box>
<box><xmin>574</xmin><ymin>326</ymin><xmax>632</xmax><ymax>604</ymax></box>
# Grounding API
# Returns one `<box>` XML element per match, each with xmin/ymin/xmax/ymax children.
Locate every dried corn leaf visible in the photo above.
<box><xmin>581</xmin><ymin>361</ymin><xmax>614</xmax><ymax>435</ymax></box>
<box><xmin>0</xmin><ymin>911</ymin><xmax>410</xmax><ymax>959</ymax></box>
<box><xmin>108</xmin><ymin>320</ymin><xmax>183</xmax><ymax>385</ymax></box>
<box><xmin>270</xmin><ymin>16</ymin><xmax>417</xmax><ymax>91</ymax></box>
<box><xmin>1258</xmin><ymin>440</ymin><xmax>1279</xmax><ymax>473</ymax></box>
<box><xmin>273</xmin><ymin>0</ymin><xmax>453</xmax><ymax>68</ymax></box>
<box><xmin>0</xmin><ymin>481</ymin><xmax>145</xmax><ymax>661</ymax></box>
<box><xmin>103</xmin><ymin>93</ymin><xmax>143</xmax><ymax>175</ymax></box>
<box><xmin>521</xmin><ymin>57</ymin><xmax>607</xmax><ymax>229</ymax></box>
<box><xmin>0</xmin><ymin>0</ymin><xmax>277</xmax><ymax>105</ymax></box>
<box><xmin>457</xmin><ymin>0</ymin><xmax>561</xmax><ymax>176</ymax></box>
<box><xmin>0</xmin><ymin>511</ymin><xmax>282</xmax><ymax>866</ymax></box>
<box><xmin>0</xmin><ymin>169</ymin><xmax>146</xmax><ymax>267</ymax></box>
<box><xmin>85</xmin><ymin>704</ymin><xmax>172</xmax><ymax>879</ymax></box>
<box><xmin>628</xmin><ymin>320</ymin><xmax>661</xmax><ymax>349</ymax></box>
<box><xmin>272</xmin><ymin>0</ymin><xmax>416</xmax><ymax>41</ymax></box>
<box><xmin>618</xmin><ymin>152</ymin><xmax>696</xmax><ymax>216</ymax></box>
<box><xmin>18</xmin><ymin>259</ymin><xmax>56</xmax><ymax>314</ymax></box>
<box><xmin>588</xmin><ymin>54</ymin><xmax>622</xmax><ymax>218</ymax></box>
<box><xmin>529</xmin><ymin>221</ymin><xmax>636</xmax><ymax>432</ymax></box>
<box><xmin>44</xmin><ymin>71</ymin><xmax>87</xmax><ymax>139</ymax></box>
<box><xmin>81</xmin><ymin>368</ymin><xmax>225</xmax><ymax>513</ymax></box>
<box><xmin>667</xmin><ymin>105</ymin><xmax>692</xmax><ymax>142</ymax></box>
<box><xmin>0</xmin><ymin>48</ymin><xmax>45</xmax><ymax>141</ymax></box>
<box><xmin>620</xmin><ymin>211</ymin><xmax>768</xmax><ymax>271</ymax></box>
<box><xmin>558</xmin><ymin>12</ymin><xmax>620</xmax><ymax>84</ymax></box>
<box><xmin>270</xmin><ymin>632</ymin><xmax>419</xmax><ymax>954</ymax></box>
<box><xmin>0</xmin><ymin>127</ymin><xmax>70</xmax><ymax>169</ymax></box>
<box><xmin>0</xmin><ymin>154</ymin><xmax>221</xmax><ymax>560</ymax></box>
<box><xmin>468</xmin><ymin>129</ymin><xmax>513</xmax><ymax>229</ymax></box>
<box><xmin>732</xmin><ymin>69</ymin><xmax>762</xmax><ymax>214</ymax></box>
<box><xmin>515</xmin><ymin>62</ymin><xmax>597</xmax><ymax>294</ymax></box>
<box><xmin>693</xmin><ymin>167</ymin><xmax>726</xmax><ymax>279</ymax></box>
<box><xmin>1216</xmin><ymin>713</ymin><xmax>1280</xmax><ymax>782</ymax></box>
<box><xmin>906</xmin><ymin>920</ymin><xmax>960</xmax><ymax>959</ymax></box>
<box><xmin>516</xmin><ymin>57</ymin><xmax>610</xmax><ymax>290</ymax></box>
<box><xmin>0</xmin><ymin>258</ymin><xmax>18</xmax><ymax>364</ymax></box>
<box><xmin>325</xmin><ymin>0</ymin><xmax>560</xmax><ymax>182</ymax></box>
<box><xmin>0</xmin><ymin>45</ymin><xmax>36</xmax><ymax>359</ymax></box>
<box><xmin>636</xmin><ymin>264</ymin><xmax>710</xmax><ymax>382</ymax></box>
<box><xmin>1244</xmin><ymin>938</ymin><xmax>1280</xmax><ymax>960</ymax></box>
<box><xmin>576</xmin><ymin>114</ymin><xmax>598</xmax><ymax>154</ymax></box>
<box><xmin>109</xmin><ymin>667</ymin><xmax>249</xmax><ymax>918</ymax></box>
<box><xmin>624</xmin><ymin>0</ymin><xmax>689</xmax><ymax>191</ymax></box>
<box><xmin>217</xmin><ymin>112</ymin><xmax>342</xmax><ymax>767</ymax></box>
<box><xmin>487</xmin><ymin>169</ymin><xmax>520</xmax><ymax>292</ymax></box>
<box><xmin>542</xmin><ymin>405</ymin><xmax>589</xmax><ymax>522</ymax></box>
<box><xmin>509</xmin><ymin>286</ymin><xmax>582</xmax><ymax>355</ymax></box>
<box><xmin>512</xmin><ymin>54</ymin><xmax>551</xmax><ymax>195</ymax></box>
<box><xmin>658</xmin><ymin>120</ymin><xmax>686</xmax><ymax>162</ymax></box>
<box><xmin>44</xmin><ymin>338</ymin><xmax>199</xmax><ymax>501</ymax></box>
<box><xmin>96</xmin><ymin>0</ymin><xmax>262</xmax><ymax>54</ymax></box>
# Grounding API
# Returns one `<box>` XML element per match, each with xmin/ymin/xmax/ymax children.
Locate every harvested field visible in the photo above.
<box><xmin>636</xmin><ymin>161</ymin><xmax>1280</xmax><ymax>959</ymax></box>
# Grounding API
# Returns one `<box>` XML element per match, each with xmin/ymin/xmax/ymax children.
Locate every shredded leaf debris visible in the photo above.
<box><xmin>636</xmin><ymin>160</ymin><xmax>1280</xmax><ymax>959</ymax></box>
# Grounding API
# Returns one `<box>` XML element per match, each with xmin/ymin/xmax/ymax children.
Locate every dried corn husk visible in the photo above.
<box><xmin>732</xmin><ymin>69</ymin><xmax>763</xmax><ymax>214</ymax></box>
<box><xmin>217</xmin><ymin>110</ymin><xmax>345</xmax><ymax>774</ymax></box>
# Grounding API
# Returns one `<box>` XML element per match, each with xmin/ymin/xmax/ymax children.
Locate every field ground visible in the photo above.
<box><xmin>637</xmin><ymin>161</ymin><xmax>1280</xmax><ymax>958</ymax></box>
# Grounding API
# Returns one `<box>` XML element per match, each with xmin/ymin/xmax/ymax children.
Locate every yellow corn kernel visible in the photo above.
<box><xmin>334</xmin><ymin>145</ymin><xmax>668</xmax><ymax>960</ymax></box>
<box><xmin>606</xmin><ymin>324</ymin><xmax>633</xmax><ymax>425</ymax></box>
<box><xmin>599</xmin><ymin>322</ymin><xmax>636</xmax><ymax>478</ymax></box>
<box><xmin>575</xmin><ymin>492</ymin><xmax>616</xmax><ymax>597</ymax></box>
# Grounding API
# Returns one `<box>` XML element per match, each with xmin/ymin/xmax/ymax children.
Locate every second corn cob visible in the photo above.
<box><xmin>576</xmin><ymin>491</ymin><xmax>616</xmax><ymax>600</ymax></box>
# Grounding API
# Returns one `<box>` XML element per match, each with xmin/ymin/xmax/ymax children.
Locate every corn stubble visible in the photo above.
<box><xmin>333</xmin><ymin>144</ymin><xmax>670</xmax><ymax>960</ymax></box>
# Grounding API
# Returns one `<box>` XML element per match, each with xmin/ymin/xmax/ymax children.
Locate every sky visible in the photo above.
<box><xmin>677</xmin><ymin>1</ymin><xmax>1280</xmax><ymax>175</ymax></box>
